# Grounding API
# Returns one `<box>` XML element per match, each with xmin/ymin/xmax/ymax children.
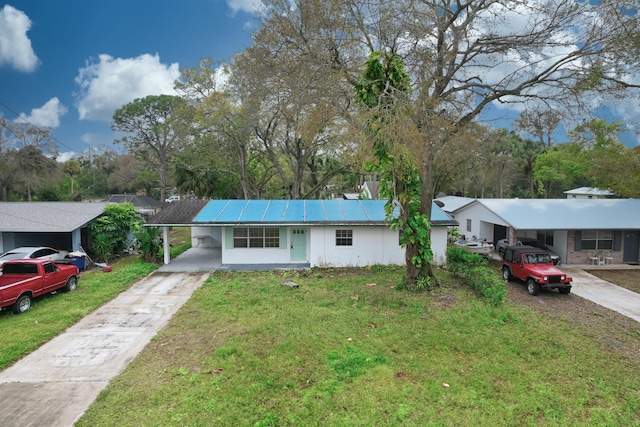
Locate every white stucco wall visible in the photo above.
<box><xmin>218</xmin><ymin>225</ymin><xmax>450</xmax><ymax>267</ymax></box>
<box><xmin>309</xmin><ymin>226</ymin><xmax>405</xmax><ymax>267</ymax></box>
<box><xmin>191</xmin><ymin>226</ymin><xmax>222</xmax><ymax>248</ymax></box>
<box><xmin>453</xmin><ymin>203</ymin><xmax>508</xmax><ymax>241</ymax></box>
<box><xmin>430</xmin><ymin>227</ymin><xmax>448</xmax><ymax>266</ymax></box>
<box><xmin>221</xmin><ymin>226</ymin><xmax>292</xmax><ymax>264</ymax></box>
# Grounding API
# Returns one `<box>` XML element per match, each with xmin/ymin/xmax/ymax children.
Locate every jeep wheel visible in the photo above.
<box><xmin>502</xmin><ymin>266</ymin><xmax>512</xmax><ymax>281</ymax></box>
<box><xmin>526</xmin><ymin>279</ymin><xmax>540</xmax><ymax>296</ymax></box>
<box><xmin>558</xmin><ymin>287</ymin><xmax>571</xmax><ymax>294</ymax></box>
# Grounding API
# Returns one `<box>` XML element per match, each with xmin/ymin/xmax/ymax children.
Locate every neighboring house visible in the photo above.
<box><xmin>0</xmin><ymin>202</ymin><xmax>106</xmax><ymax>254</ymax></box>
<box><xmin>438</xmin><ymin>197</ymin><xmax>640</xmax><ymax>265</ymax></box>
<box><xmin>564</xmin><ymin>187</ymin><xmax>615</xmax><ymax>199</ymax></box>
<box><xmin>103</xmin><ymin>194</ymin><xmax>165</xmax><ymax>220</ymax></box>
<box><xmin>148</xmin><ymin>199</ymin><xmax>458</xmax><ymax>268</ymax></box>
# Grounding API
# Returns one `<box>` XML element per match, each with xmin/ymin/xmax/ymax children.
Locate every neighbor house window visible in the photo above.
<box><xmin>336</xmin><ymin>229</ymin><xmax>353</xmax><ymax>246</ymax></box>
<box><xmin>233</xmin><ymin>227</ymin><xmax>279</xmax><ymax>248</ymax></box>
<box><xmin>537</xmin><ymin>230</ymin><xmax>554</xmax><ymax>247</ymax></box>
<box><xmin>466</xmin><ymin>219</ymin><xmax>472</xmax><ymax>232</ymax></box>
<box><xmin>581</xmin><ymin>230</ymin><xmax>613</xmax><ymax>250</ymax></box>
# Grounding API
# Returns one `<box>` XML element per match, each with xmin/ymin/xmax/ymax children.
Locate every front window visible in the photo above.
<box><xmin>336</xmin><ymin>229</ymin><xmax>353</xmax><ymax>246</ymax></box>
<box><xmin>233</xmin><ymin>227</ymin><xmax>279</xmax><ymax>248</ymax></box>
<box><xmin>581</xmin><ymin>230</ymin><xmax>613</xmax><ymax>250</ymax></box>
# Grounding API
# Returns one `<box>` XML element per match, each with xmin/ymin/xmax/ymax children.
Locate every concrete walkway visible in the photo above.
<box><xmin>0</xmin><ymin>270</ymin><xmax>210</xmax><ymax>427</ymax></box>
<box><xmin>564</xmin><ymin>267</ymin><xmax>640</xmax><ymax>323</ymax></box>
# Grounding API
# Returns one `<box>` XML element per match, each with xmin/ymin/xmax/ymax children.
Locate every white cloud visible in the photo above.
<box><xmin>15</xmin><ymin>97</ymin><xmax>67</xmax><ymax>128</ymax></box>
<box><xmin>227</xmin><ymin>0</ymin><xmax>263</xmax><ymax>14</ymax></box>
<box><xmin>81</xmin><ymin>132</ymin><xmax>114</xmax><ymax>147</ymax></box>
<box><xmin>74</xmin><ymin>53</ymin><xmax>181</xmax><ymax>121</ymax></box>
<box><xmin>0</xmin><ymin>5</ymin><xmax>39</xmax><ymax>72</ymax></box>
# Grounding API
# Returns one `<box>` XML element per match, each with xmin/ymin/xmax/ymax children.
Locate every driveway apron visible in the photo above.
<box><xmin>0</xmin><ymin>271</ymin><xmax>210</xmax><ymax>427</ymax></box>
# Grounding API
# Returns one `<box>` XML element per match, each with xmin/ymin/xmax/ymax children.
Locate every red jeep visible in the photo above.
<box><xmin>501</xmin><ymin>246</ymin><xmax>572</xmax><ymax>295</ymax></box>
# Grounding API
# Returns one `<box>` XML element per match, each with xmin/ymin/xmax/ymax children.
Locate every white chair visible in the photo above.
<box><xmin>588</xmin><ymin>250</ymin><xmax>599</xmax><ymax>265</ymax></box>
<box><xmin>601</xmin><ymin>250</ymin><xmax>613</xmax><ymax>265</ymax></box>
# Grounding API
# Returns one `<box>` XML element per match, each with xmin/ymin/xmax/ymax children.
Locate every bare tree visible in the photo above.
<box><xmin>514</xmin><ymin>107</ymin><xmax>561</xmax><ymax>147</ymax></box>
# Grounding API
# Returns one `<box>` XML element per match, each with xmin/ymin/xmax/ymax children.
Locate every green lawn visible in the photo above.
<box><xmin>76</xmin><ymin>267</ymin><xmax>640</xmax><ymax>427</ymax></box>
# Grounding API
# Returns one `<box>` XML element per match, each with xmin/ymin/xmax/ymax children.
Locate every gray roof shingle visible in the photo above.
<box><xmin>0</xmin><ymin>202</ymin><xmax>107</xmax><ymax>232</ymax></box>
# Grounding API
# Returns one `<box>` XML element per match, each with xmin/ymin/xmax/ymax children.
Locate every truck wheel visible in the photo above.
<box><xmin>558</xmin><ymin>287</ymin><xmax>571</xmax><ymax>294</ymax></box>
<box><xmin>502</xmin><ymin>267</ymin><xmax>512</xmax><ymax>280</ymax></box>
<box><xmin>526</xmin><ymin>279</ymin><xmax>540</xmax><ymax>296</ymax></box>
<box><xmin>13</xmin><ymin>294</ymin><xmax>32</xmax><ymax>314</ymax></box>
<box><xmin>64</xmin><ymin>276</ymin><xmax>78</xmax><ymax>292</ymax></box>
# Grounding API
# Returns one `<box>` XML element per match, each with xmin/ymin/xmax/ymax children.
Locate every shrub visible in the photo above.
<box><xmin>446</xmin><ymin>245</ymin><xmax>506</xmax><ymax>306</ymax></box>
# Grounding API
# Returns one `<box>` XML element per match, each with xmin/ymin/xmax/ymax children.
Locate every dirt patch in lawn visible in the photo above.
<box><xmin>485</xmin><ymin>259</ymin><xmax>640</xmax><ymax>361</ymax></box>
<box><xmin>503</xmin><ymin>272</ymin><xmax>640</xmax><ymax>363</ymax></box>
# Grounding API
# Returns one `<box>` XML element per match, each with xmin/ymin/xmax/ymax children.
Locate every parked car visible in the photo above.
<box><xmin>495</xmin><ymin>237</ymin><xmax>561</xmax><ymax>265</ymax></box>
<box><xmin>501</xmin><ymin>245</ymin><xmax>572</xmax><ymax>296</ymax></box>
<box><xmin>0</xmin><ymin>246</ymin><xmax>70</xmax><ymax>267</ymax></box>
<box><xmin>0</xmin><ymin>259</ymin><xmax>79</xmax><ymax>313</ymax></box>
<box><xmin>165</xmin><ymin>195</ymin><xmax>180</xmax><ymax>203</ymax></box>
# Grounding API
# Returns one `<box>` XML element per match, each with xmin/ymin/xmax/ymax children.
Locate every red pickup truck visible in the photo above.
<box><xmin>501</xmin><ymin>245</ymin><xmax>572</xmax><ymax>295</ymax></box>
<box><xmin>0</xmin><ymin>259</ymin><xmax>79</xmax><ymax>314</ymax></box>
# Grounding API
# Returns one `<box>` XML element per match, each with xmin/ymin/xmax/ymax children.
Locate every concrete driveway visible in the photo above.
<box><xmin>0</xmin><ymin>270</ymin><xmax>210</xmax><ymax>427</ymax></box>
<box><xmin>564</xmin><ymin>267</ymin><xmax>640</xmax><ymax>323</ymax></box>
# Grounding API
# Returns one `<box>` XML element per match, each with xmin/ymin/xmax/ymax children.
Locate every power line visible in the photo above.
<box><xmin>0</xmin><ymin>99</ymin><xmax>83</xmax><ymax>156</ymax></box>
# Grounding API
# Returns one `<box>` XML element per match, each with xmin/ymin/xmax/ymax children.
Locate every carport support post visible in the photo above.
<box><xmin>163</xmin><ymin>227</ymin><xmax>170</xmax><ymax>265</ymax></box>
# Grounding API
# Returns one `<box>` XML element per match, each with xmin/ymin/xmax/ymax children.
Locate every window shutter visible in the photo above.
<box><xmin>574</xmin><ymin>230</ymin><xmax>582</xmax><ymax>251</ymax></box>
<box><xmin>613</xmin><ymin>231</ymin><xmax>622</xmax><ymax>251</ymax></box>
<box><xmin>279</xmin><ymin>227</ymin><xmax>287</xmax><ymax>249</ymax></box>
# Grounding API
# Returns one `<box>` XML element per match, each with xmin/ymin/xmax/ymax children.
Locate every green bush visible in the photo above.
<box><xmin>446</xmin><ymin>245</ymin><xmax>506</xmax><ymax>306</ymax></box>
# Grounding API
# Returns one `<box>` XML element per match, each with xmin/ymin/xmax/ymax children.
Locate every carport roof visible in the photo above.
<box><xmin>0</xmin><ymin>202</ymin><xmax>107</xmax><ymax>232</ymax></box>
<box><xmin>148</xmin><ymin>199</ymin><xmax>457</xmax><ymax>226</ymax></box>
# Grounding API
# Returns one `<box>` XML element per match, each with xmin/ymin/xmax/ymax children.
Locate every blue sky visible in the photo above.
<box><xmin>0</xmin><ymin>1</ymin><xmax>258</xmax><ymax>159</ymax></box>
<box><xmin>1</xmin><ymin>1</ymin><xmax>638</xmax><ymax>162</ymax></box>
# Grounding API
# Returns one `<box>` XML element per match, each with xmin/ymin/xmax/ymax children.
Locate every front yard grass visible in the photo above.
<box><xmin>77</xmin><ymin>267</ymin><xmax>640</xmax><ymax>426</ymax></box>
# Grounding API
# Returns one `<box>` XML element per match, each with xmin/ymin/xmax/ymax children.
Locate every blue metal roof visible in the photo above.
<box><xmin>472</xmin><ymin>198</ymin><xmax>640</xmax><ymax>230</ymax></box>
<box><xmin>193</xmin><ymin>200</ymin><xmax>455</xmax><ymax>225</ymax></box>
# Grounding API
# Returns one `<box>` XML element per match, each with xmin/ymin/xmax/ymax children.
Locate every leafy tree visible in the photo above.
<box><xmin>355</xmin><ymin>51</ymin><xmax>435</xmax><ymax>289</ymax></box>
<box><xmin>89</xmin><ymin>203</ymin><xmax>142</xmax><ymax>262</ymax></box>
<box><xmin>112</xmin><ymin>95</ymin><xmax>194</xmax><ymax>202</ymax></box>
<box><xmin>534</xmin><ymin>143</ymin><xmax>589</xmax><ymax>197</ymax></box>
<box><xmin>35</xmin><ymin>185</ymin><xmax>61</xmax><ymax>201</ymax></box>
<box><xmin>135</xmin><ymin>226</ymin><xmax>161</xmax><ymax>263</ymax></box>
<box><xmin>62</xmin><ymin>159</ymin><xmax>81</xmax><ymax>195</ymax></box>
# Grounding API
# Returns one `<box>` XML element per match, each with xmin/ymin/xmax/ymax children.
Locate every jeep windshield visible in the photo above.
<box><xmin>524</xmin><ymin>253</ymin><xmax>552</xmax><ymax>264</ymax></box>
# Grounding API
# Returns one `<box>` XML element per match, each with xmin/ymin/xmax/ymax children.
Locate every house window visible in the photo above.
<box><xmin>233</xmin><ymin>227</ymin><xmax>279</xmax><ymax>248</ymax></box>
<box><xmin>581</xmin><ymin>230</ymin><xmax>613</xmax><ymax>250</ymax></box>
<box><xmin>336</xmin><ymin>229</ymin><xmax>353</xmax><ymax>246</ymax></box>
<box><xmin>466</xmin><ymin>219</ymin><xmax>472</xmax><ymax>232</ymax></box>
